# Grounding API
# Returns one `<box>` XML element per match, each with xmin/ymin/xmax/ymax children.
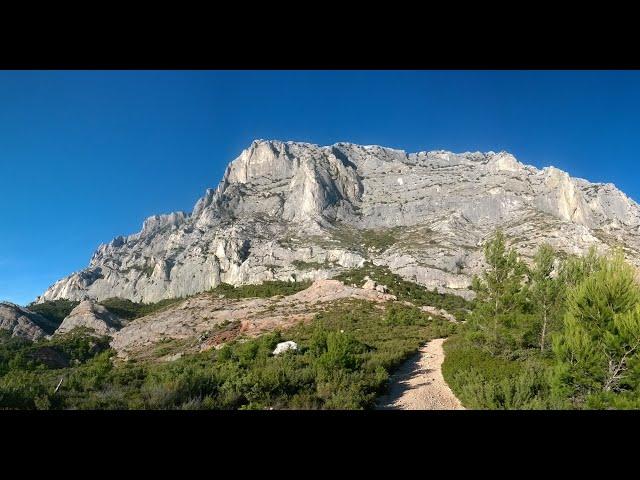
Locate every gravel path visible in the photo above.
<box><xmin>376</xmin><ymin>338</ymin><xmax>465</xmax><ymax>410</ymax></box>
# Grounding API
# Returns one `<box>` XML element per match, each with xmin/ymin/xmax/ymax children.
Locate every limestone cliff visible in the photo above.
<box><xmin>37</xmin><ymin>140</ymin><xmax>640</xmax><ymax>303</ymax></box>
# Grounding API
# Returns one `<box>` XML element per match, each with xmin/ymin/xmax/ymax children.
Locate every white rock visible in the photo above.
<box><xmin>362</xmin><ymin>279</ymin><xmax>377</xmax><ymax>290</ymax></box>
<box><xmin>272</xmin><ymin>341</ymin><xmax>298</xmax><ymax>355</ymax></box>
<box><xmin>421</xmin><ymin>305</ymin><xmax>458</xmax><ymax>323</ymax></box>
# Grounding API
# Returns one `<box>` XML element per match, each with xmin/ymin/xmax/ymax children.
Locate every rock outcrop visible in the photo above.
<box><xmin>55</xmin><ymin>300</ymin><xmax>125</xmax><ymax>337</ymax></box>
<box><xmin>0</xmin><ymin>302</ymin><xmax>58</xmax><ymax>340</ymax></box>
<box><xmin>273</xmin><ymin>341</ymin><xmax>298</xmax><ymax>355</ymax></box>
<box><xmin>36</xmin><ymin>140</ymin><xmax>640</xmax><ymax>304</ymax></box>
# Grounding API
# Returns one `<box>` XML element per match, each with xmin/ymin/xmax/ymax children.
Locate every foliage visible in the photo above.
<box><xmin>0</xmin><ymin>329</ymin><xmax>110</xmax><ymax>376</ymax></box>
<box><xmin>529</xmin><ymin>244</ymin><xmax>564</xmax><ymax>352</ymax></box>
<box><xmin>328</xmin><ymin>225</ymin><xmax>401</xmax><ymax>255</ymax></box>
<box><xmin>210</xmin><ymin>280</ymin><xmax>312</xmax><ymax>299</ymax></box>
<box><xmin>99</xmin><ymin>297</ymin><xmax>183</xmax><ymax>320</ymax></box>
<box><xmin>291</xmin><ymin>260</ymin><xmax>333</xmax><ymax>271</ymax></box>
<box><xmin>468</xmin><ymin>230</ymin><xmax>529</xmax><ymax>353</ymax></box>
<box><xmin>552</xmin><ymin>252</ymin><xmax>640</xmax><ymax>405</ymax></box>
<box><xmin>334</xmin><ymin>262</ymin><xmax>472</xmax><ymax>320</ymax></box>
<box><xmin>444</xmin><ymin>231</ymin><xmax>640</xmax><ymax>410</ymax></box>
<box><xmin>0</xmin><ymin>298</ymin><xmax>452</xmax><ymax>410</ymax></box>
<box><xmin>27</xmin><ymin>299</ymin><xmax>79</xmax><ymax>329</ymax></box>
<box><xmin>442</xmin><ymin>334</ymin><xmax>554</xmax><ymax>409</ymax></box>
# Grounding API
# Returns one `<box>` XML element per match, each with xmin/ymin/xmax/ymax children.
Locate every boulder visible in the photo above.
<box><xmin>362</xmin><ymin>279</ymin><xmax>377</xmax><ymax>290</ymax></box>
<box><xmin>272</xmin><ymin>341</ymin><xmax>298</xmax><ymax>355</ymax></box>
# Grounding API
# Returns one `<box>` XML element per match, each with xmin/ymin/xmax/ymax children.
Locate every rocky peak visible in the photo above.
<box><xmin>488</xmin><ymin>151</ymin><xmax>526</xmax><ymax>172</ymax></box>
<box><xmin>55</xmin><ymin>300</ymin><xmax>124</xmax><ymax>337</ymax></box>
<box><xmin>141</xmin><ymin>212</ymin><xmax>189</xmax><ymax>235</ymax></box>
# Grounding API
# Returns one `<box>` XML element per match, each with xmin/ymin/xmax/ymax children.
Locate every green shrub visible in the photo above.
<box><xmin>99</xmin><ymin>297</ymin><xmax>182</xmax><ymax>320</ymax></box>
<box><xmin>317</xmin><ymin>331</ymin><xmax>364</xmax><ymax>372</ymax></box>
<box><xmin>442</xmin><ymin>334</ymin><xmax>553</xmax><ymax>409</ymax></box>
<box><xmin>211</xmin><ymin>280</ymin><xmax>312</xmax><ymax>299</ymax></box>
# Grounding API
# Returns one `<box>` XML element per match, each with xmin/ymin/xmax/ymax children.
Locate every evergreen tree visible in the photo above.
<box><xmin>557</xmin><ymin>246</ymin><xmax>603</xmax><ymax>292</ymax></box>
<box><xmin>529</xmin><ymin>244</ymin><xmax>562</xmax><ymax>352</ymax></box>
<box><xmin>470</xmin><ymin>230</ymin><xmax>528</xmax><ymax>351</ymax></box>
<box><xmin>552</xmin><ymin>252</ymin><xmax>640</xmax><ymax>405</ymax></box>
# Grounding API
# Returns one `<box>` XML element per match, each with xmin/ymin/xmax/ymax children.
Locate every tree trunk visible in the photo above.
<box><xmin>540</xmin><ymin>311</ymin><xmax>547</xmax><ymax>352</ymax></box>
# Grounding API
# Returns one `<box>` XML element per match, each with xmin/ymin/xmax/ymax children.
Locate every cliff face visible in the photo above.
<box><xmin>37</xmin><ymin>140</ymin><xmax>640</xmax><ymax>303</ymax></box>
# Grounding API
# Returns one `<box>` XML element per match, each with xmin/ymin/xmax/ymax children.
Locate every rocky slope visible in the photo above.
<box><xmin>55</xmin><ymin>300</ymin><xmax>125</xmax><ymax>336</ymax></box>
<box><xmin>37</xmin><ymin>140</ymin><xmax>640</xmax><ymax>304</ymax></box>
<box><xmin>0</xmin><ymin>302</ymin><xmax>58</xmax><ymax>340</ymax></box>
<box><xmin>110</xmin><ymin>279</ymin><xmax>396</xmax><ymax>359</ymax></box>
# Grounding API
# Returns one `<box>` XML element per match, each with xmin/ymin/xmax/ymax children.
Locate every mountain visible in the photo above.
<box><xmin>36</xmin><ymin>140</ymin><xmax>640</xmax><ymax>304</ymax></box>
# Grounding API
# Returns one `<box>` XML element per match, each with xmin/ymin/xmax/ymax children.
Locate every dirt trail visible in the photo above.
<box><xmin>376</xmin><ymin>338</ymin><xmax>465</xmax><ymax>410</ymax></box>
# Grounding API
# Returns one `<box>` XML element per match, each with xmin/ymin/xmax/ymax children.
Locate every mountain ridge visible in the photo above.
<box><xmin>36</xmin><ymin>139</ymin><xmax>640</xmax><ymax>304</ymax></box>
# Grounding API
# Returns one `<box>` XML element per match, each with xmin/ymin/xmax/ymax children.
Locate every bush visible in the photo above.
<box><xmin>211</xmin><ymin>280</ymin><xmax>312</xmax><ymax>299</ymax></box>
<box><xmin>317</xmin><ymin>331</ymin><xmax>364</xmax><ymax>372</ymax></box>
<box><xmin>99</xmin><ymin>297</ymin><xmax>182</xmax><ymax>320</ymax></box>
<box><xmin>442</xmin><ymin>334</ymin><xmax>553</xmax><ymax>409</ymax></box>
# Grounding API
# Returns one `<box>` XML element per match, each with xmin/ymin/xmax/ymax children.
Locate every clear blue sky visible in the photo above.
<box><xmin>2</xmin><ymin>70</ymin><xmax>640</xmax><ymax>305</ymax></box>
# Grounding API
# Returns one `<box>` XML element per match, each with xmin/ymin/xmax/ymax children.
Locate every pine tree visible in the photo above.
<box><xmin>552</xmin><ymin>251</ymin><xmax>640</xmax><ymax>405</ymax></box>
<box><xmin>529</xmin><ymin>244</ymin><xmax>562</xmax><ymax>352</ymax></box>
<box><xmin>557</xmin><ymin>246</ymin><xmax>603</xmax><ymax>291</ymax></box>
<box><xmin>471</xmin><ymin>230</ymin><xmax>528</xmax><ymax>351</ymax></box>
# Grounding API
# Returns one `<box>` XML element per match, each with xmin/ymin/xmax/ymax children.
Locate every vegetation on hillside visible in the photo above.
<box><xmin>442</xmin><ymin>229</ymin><xmax>640</xmax><ymax>409</ymax></box>
<box><xmin>291</xmin><ymin>260</ymin><xmax>333</xmax><ymax>271</ymax></box>
<box><xmin>210</xmin><ymin>280</ymin><xmax>312</xmax><ymax>299</ymax></box>
<box><xmin>0</xmin><ymin>297</ymin><xmax>452</xmax><ymax>409</ymax></box>
<box><xmin>98</xmin><ymin>297</ymin><xmax>183</xmax><ymax>320</ymax></box>
<box><xmin>27</xmin><ymin>299</ymin><xmax>79</xmax><ymax>330</ymax></box>
<box><xmin>334</xmin><ymin>262</ymin><xmax>472</xmax><ymax>320</ymax></box>
<box><xmin>6</xmin><ymin>237</ymin><xmax>640</xmax><ymax>410</ymax></box>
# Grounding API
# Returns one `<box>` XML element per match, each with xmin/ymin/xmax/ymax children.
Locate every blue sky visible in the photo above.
<box><xmin>2</xmin><ymin>70</ymin><xmax>640</xmax><ymax>305</ymax></box>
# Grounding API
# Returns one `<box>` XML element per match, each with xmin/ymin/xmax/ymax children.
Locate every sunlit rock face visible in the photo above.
<box><xmin>37</xmin><ymin>140</ymin><xmax>640</xmax><ymax>303</ymax></box>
